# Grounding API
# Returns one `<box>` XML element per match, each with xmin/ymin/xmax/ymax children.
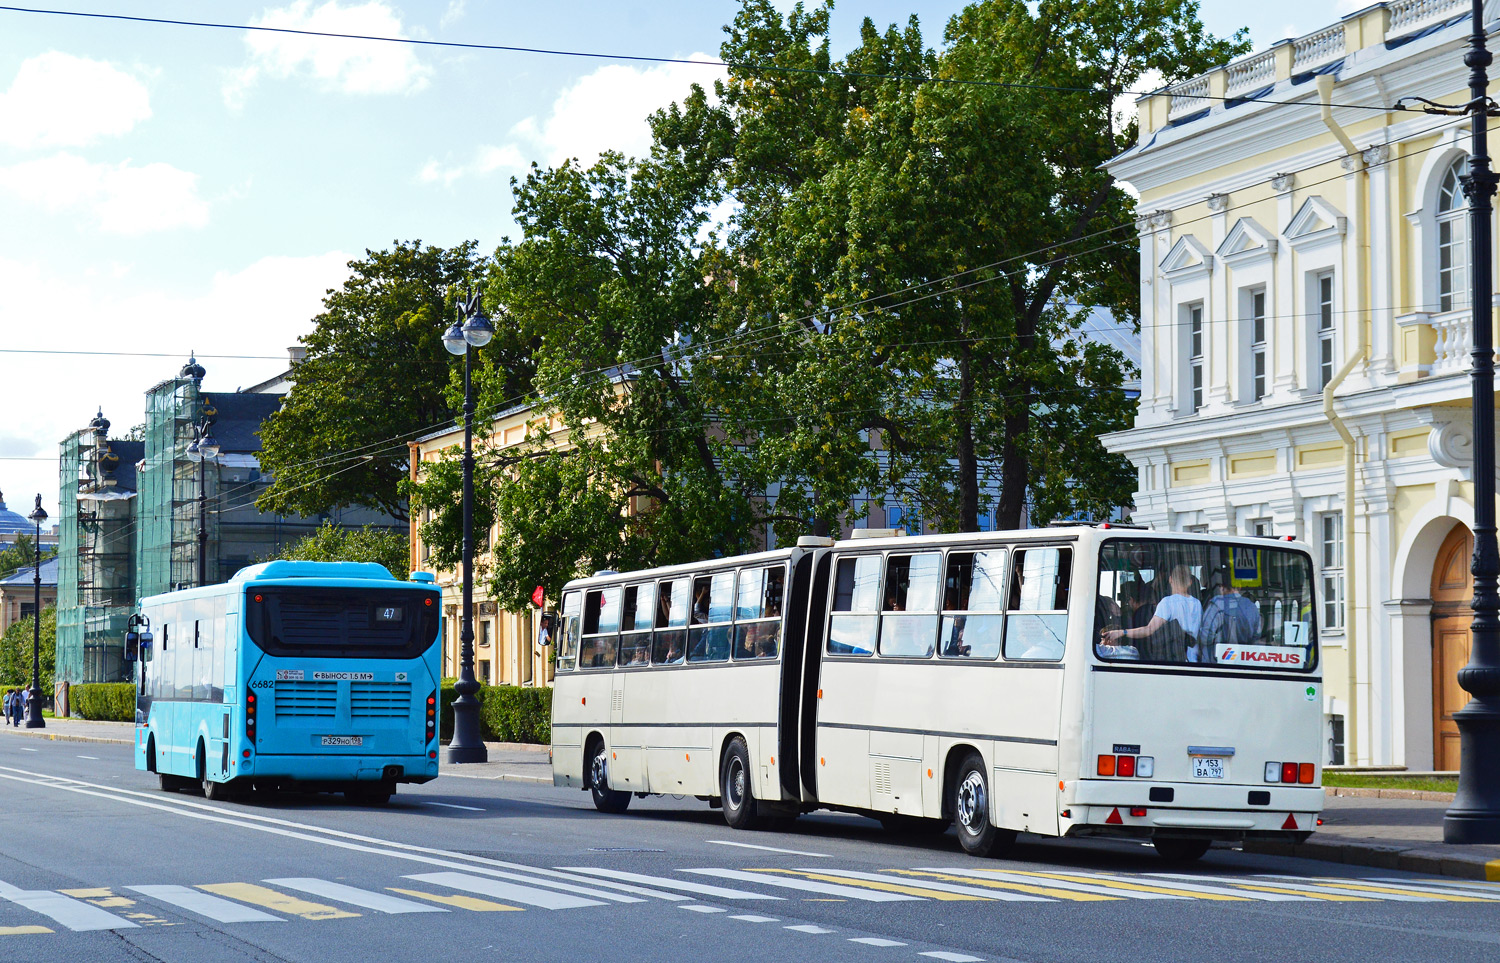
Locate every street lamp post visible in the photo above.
<box><xmin>1446</xmin><ymin>0</ymin><xmax>1500</xmax><ymax>844</ymax></box>
<box><xmin>442</xmin><ymin>288</ymin><xmax>496</xmax><ymax>764</ymax></box>
<box><xmin>185</xmin><ymin>402</ymin><xmax>220</xmax><ymax>588</ymax></box>
<box><xmin>25</xmin><ymin>495</ymin><xmax>47</xmax><ymax>729</ymax></box>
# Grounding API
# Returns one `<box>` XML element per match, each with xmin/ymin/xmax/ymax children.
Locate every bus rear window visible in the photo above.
<box><xmin>1095</xmin><ymin>539</ymin><xmax>1316</xmax><ymax>671</ymax></box>
<box><xmin>244</xmin><ymin>586</ymin><xmax>439</xmax><ymax>660</ymax></box>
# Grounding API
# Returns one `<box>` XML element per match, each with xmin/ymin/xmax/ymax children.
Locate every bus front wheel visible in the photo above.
<box><xmin>587</xmin><ymin>741</ymin><xmax>631</xmax><ymax>814</ymax></box>
<box><xmin>1153</xmin><ymin>837</ymin><xmax>1212</xmax><ymax>862</ymax></box>
<box><xmin>952</xmin><ymin>752</ymin><xmax>1016</xmax><ymax>858</ymax></box>
<box><xmin>720</xmin><ymin>737</ymin><xmax>761</xmax><ymax>830</ymax></box>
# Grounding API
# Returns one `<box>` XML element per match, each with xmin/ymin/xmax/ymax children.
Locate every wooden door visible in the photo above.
<box><xmin>1431</xmin><ymin>524</ymin><xmax>1473</xmax><ymax>771</ymax></box>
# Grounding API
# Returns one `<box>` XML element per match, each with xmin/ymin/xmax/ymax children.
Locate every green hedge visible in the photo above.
<box><xmin>71</xmin><ymin>682</ymin><xmax>135</xmax><ymax>721</ymax></box>
<box><xmin>440</xmin><ymin>682</ymin><xmax>551</xmax><ymax>745</ymax></box>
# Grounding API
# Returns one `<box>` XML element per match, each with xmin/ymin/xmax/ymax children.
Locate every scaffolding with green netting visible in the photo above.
<box><xmin>135</xmin><ymin>376</ymin><xmax>216</xmax><ymax>600</ymax></box>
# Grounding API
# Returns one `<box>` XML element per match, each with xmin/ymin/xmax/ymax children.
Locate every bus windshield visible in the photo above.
<box><xmin>244</xmin><ymin>586</ymin><xmax>439</xmax><ymax>660</ymax></box>
<box><xmin>1094</xmin><ymin>538</ymin><xmax>1316</xmax><ymax>671</ymax></box>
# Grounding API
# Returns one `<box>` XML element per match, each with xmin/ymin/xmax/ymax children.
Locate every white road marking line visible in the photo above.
<box><xmin>558</xmin><ymin>867</ymin><xmax>783</xmax><ymax>901</ymax></box>
<box><xmin>705</xmin><ymin>840</ymin><xmax>830</xmax><ymax>858</ymax></box>
<box><xmin>686</xmin><ymin>869</ymin><xmax>920</xmax><ymax>902</ymax></box>
<box><xmin>1248</xmin><ymin>876</ymin><xmax>1440</xmax><ymax>902</ymax></box>
<box><xmin>76</xmin><ymin>756</ymin><xmax>98</xmax><ymax>760</ymax></box>
<box><xmin>1101</xmin><ymin>872</ymin><xmax>1308</xmax><ymax>901</ymax></box>
<box><xmin>786</xmin><ymin>924</ymin><xmax>835</xmax><ymax>934</ymax></box>
<box><xmin>0</xmin><ymin>882</ymin><xmax>138</xmax><ymax>932</ymax></box>
<box><xmin>811</xmin><ymin>869</ymin><xmax>1048</xmax><ymax>903</ymax></box>
<box><xmin>405</xmin><ymin>872</ymin><xmax>604</xmax><ymax>910</ymax></box>
<box><xmin>264</xmin><ymin>878</ymin><xmax>446</xmax><ymax>914</ymax></box>
<box><xmin>921</xmin><ymin>952</ymin><xmax>983</xmax><ymax>962</ymax></box>
<box><xmin>913</xmin><ymin>867</ymin><xmax>1182</xmax><ymax>901</ymax></box>
<box><xmin>425</xmin><ymin>802</ymin><xmax>484</xmax><ymax>812</ymax></box>
<box><xmin>127</xmin><ymin>885</ymin><xmax>282</xmax><ymax>923</ymax></box>
<box><xmin>680</xmin><ymin>905</ymin><xmax>726</xmax><ymax>913</ymax></box>
<box><xmin>17</xmin><ymin>748</ymin><xmax>36</xmax><ymax>752</ymax></box>
<box><xmin>730</xmin><ymin>914</ymin><xmax>780</xmax><ymax>923</ymax></box>
<box><xmin>1367</xmin><ymin>878</ymin><xmax>1500</xmax><ymax>900</ymax></box>
<box><xmin>850</xmin><ymin>938</ymin><xmax>907</xmax><ymax>947</ymax></box>
<box><xmin>537</xmin><ymin>869</ymin><xmax>689</xmax><ymax>902</ymax></box>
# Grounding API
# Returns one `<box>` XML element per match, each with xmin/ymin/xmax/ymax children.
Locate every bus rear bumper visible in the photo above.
<box><xmin>1061</xmin><ymin>779</ymin><xmax>1323</xmax><ymax>840</ymax></box>
<box><xmin>235</xmin><ymin>754</ymin><xmax>439</xmax><ymax>785</ymax></box>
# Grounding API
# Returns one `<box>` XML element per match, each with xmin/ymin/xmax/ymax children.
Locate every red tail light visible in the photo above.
<box><xmin>1129</xmin><ymin>807</ymin><xmax>1147</xmax><ymax>817</ymax></box>
<box><xmin>1116</xmin><ymin>755</ymin><xmax>1136</xmax><ymax>778</ymax></box>
<box><xmin>1281</xmin><ymin>762</ymin><xmax>1298</xmax><ymax>784</ymax></box>
<box><xmin>425</xmin><ymin>690</ymin><xmax>437</xmax><ymax>744</ymax></box>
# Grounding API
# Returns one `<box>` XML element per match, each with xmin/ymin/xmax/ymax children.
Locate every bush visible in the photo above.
<box><xmin>440</xmin><ymin>682</ymin><xmax>551</xmax><ymax>745</ymax></box>
<box><xmin>71</xmin><ymin>682</ymin><xmax>135</xmax><ymax>721</ymax></box>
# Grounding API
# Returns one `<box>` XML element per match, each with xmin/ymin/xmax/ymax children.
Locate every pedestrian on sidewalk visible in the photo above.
<box><xmin>6</xmin><ymin>689</ymin><xmax>19</xmax><ymax>726</ymax></box>
<box><xmin>2</xmin><ymin>689</ymin><xmax>11</xmax><ymax>725</ymax></box>
<box><xmin>20</xmin><ymin>687</ymin><xmax>31</xmax><ymax>723</ymax></box>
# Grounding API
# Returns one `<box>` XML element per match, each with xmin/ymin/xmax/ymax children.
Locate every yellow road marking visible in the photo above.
<box><xmin>1489</xmin><ymin>860</ymin><xmax>1500</xmax><ymax>883</ymax></box>
<box><xmin>0</xmin><ymin>926</ymin><xmax>52</xmax><ymax>936</ymax></box>
<box><xmin>1225</xmin><ymin>883</ymin><xmax>1373</xmax><ymax>902</ymax></box>
<box><xmin>59</xmin><ymin>888</ymin><xmax>112</xmax><ymax>898</ymax></box>
<box><xmin>1007</xmin><ymin>871</ymin><xmax>1251</xmax><ymax>901</ymax></box>
<box><xmin>197</xmin><ymin>883</ymin><xmax>359</xmax><ymax>920</ymax></box>
<box><xmin>387</xmin><ymin>887</ymin><xmax>522</xmax><ymax>912</ymax></box>
<box><xmin>1305</xmin><ymin>880</ymin><xmax>1491</xmax><ymax>902</ymax></box>
<box><xmin>752</xmin><ymin>869</ymin><xmax>985</xmax><ymax>901</ymax></box>
<box><xmin>893</xmin><ymin>870</ymin><xmax>1120</xmax><ymax>902</ymax></box>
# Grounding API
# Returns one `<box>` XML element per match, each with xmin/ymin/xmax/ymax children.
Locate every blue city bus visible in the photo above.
<box><xmin>129</xmin><ymin>561</ymin><xmax>442</xmax><ymax>803</ymax></box>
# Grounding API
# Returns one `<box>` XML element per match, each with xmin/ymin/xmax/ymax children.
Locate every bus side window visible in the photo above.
<box><xmin>941</xmin><ymin>551</ymin><xmax>1005</xmax><ymax>659</ymax></box>
<box><xmin>558</xmin><ymin>592</ymin><xmax>581</xmax><ymax>671</ymax></box>
<box><xmin>152</xmin><ymin>623</ymin><xmax>168</xmax><ymax>699</ymax></box>
<box><xmin>175</xmin><ymin>622</ymin><xmax>195</xmax><ymax>698</ymax></box>
<box><xmin>828</xmin><ymin>555</ymin><xmax>879</xmax><ymax>656</ymax></box>
<box><xmin>580</xmin><ymin>587</ymin><xmax>620</xmax><ymax>668</ymax></box>
<box><xmin>688</xmin><ymin>571</ymin><xmax>733</xmax><ymax>662</ymax></box>
<box><xmin>1004</xmin><ymin>547</ymin><xmax>1071</xmax><ymax>661</ymax></box>
<box><xmin>653</xmin><ymin>578</ymin><xmax>688</xmax><ymax>664</ymax></box>
<box><xmin>879</xmin><ymin>553</ymin><xmax>939</xmax><ymax>658</ymax></box>
<box><xmin>617</xmin><ymin>584</ymin><xmax>654</xmax><ymax>667</ymax></box>
<box><xmin>733</xmin><ymin>565</ymin><xmax>783</xmax><ymax>660</ymax></box>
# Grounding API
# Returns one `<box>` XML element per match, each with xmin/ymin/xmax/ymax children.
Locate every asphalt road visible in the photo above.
<box><xmin>0</xmin><ymin>740</ymin><xmax>1496</xmax><ymax>963</ymax></box>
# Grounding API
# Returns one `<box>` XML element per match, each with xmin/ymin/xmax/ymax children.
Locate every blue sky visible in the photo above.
<box><xmin>0</xmin><ymin>1</ymin><xmax>1352</xmax><ymax>519</ymax></box>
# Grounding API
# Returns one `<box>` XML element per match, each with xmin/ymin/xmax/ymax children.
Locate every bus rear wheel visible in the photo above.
<box><xmin>720</xmin><ymin>737</ymin><xmax>761</xmax><ymax>830</ymax></box>
<box><xmin>952</xmin><ymin>752</ymin><xmax>1016</xmax><ymax>858</ymax></box>
<box><xmin>1153</xmin><ymin>836</ymin><xmax>1212</xmax><ymax>862</ymax></box>
<box><xmin>587</xmin><ymin>741</ymin><xmax>630</xmax><ymax>814</ymax></box>
<box><xmin>204</xmin><ymin>777</ymin><xmax>242</xmax><ymax>802</ymax></box>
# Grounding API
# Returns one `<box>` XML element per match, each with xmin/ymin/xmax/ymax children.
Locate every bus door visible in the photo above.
<box><xmin>798</xmin><ymin>552</ymin><xmax>832</xmax><ymax>801</ymax></box>
<box><xmin>777</xmin><ymin>552</ymin><xmax>812</xmax><ymax>800</ymax></box>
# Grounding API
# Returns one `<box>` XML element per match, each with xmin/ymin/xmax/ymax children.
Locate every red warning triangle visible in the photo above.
<box><xmin>1282</xmin><ymin>813</ymin><xmax>1298</xmax><ymax>830</ymax></box>
<box><xmin>1105</xmin><ymin>807</ymin><xmax>1123</xmax><ymax>825</ymax></box>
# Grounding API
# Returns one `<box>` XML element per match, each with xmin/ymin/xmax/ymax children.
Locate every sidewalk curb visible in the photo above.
<box><xmin>1242</xmin><ymin>837</ymin><xmax>1500</xmax><ymax>881</ymax></box>
<box><xmin>0</xmin><ymin>728</ymin><xmax>132</xmax><ymax>746</ymax></box>
<box><xmin>1325</xmin><ymin>786</ymin><xmax>1456</xmax><ymax>802</ymax></box>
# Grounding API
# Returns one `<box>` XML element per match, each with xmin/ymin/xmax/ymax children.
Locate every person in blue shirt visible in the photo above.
<box><xmin>1196</xmin><ymin>570</ymin><xmax>1262</xmax><ymax>662</ymax></box>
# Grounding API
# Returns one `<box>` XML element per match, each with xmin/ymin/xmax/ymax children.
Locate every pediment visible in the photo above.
<box><xmin>1285</xmin><ymin>196</ymin><xmax>1346</xmax><ymax>250</ymax></box>
<box><xmin>1216</xmin><ymin>217</ymin><xmax>1278</xmax><ymax>264</ymax></box>
<box><xmin>1160</xmin><ymin>234</ymin><xmax>1214</xmax><ymax>281</ymax></box>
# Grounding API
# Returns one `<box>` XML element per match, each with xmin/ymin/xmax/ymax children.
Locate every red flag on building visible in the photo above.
<box><xmin>531</xmin><ymin>585</ymin><xmax>545</xmax><ymax>608</ymax></box>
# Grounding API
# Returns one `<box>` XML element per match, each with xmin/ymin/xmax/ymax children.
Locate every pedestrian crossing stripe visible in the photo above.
<box><xmin>0</xmin><ymin>926</ymin><xmax>52</xmax><ymax>936</ymax></box>
<box><xmin>1287</xmin><ymin>879</ymin><xmax>1491</xmax><ymax>902</ymax></box>
<box><xmin>898</xmin><ymin>869</ymin><xmax>1127</xmax><ymax>901</ymax></box>
<box><xmin>265</xmin><ymin>879</ymin><xmax>445</xmax><ymax>914</ymax></box>
<box><xmin>752</xmin><ymin>870</ymin><xmax>988</xmax><ymax>902</ymax></box>
<box><xmin>1003</xmin><ymin>870</ymin><xmax>1253</xmax><ymax>901</ymax></box>
<box><xmin>196</xmin><ymin>883</ymin><xmax>359</xmax><ymax>920</ymax></box>
<box><xmin>1202</xmin><ymin>881</ymin><xmax>1372</xmax><ymax>901</ymax></box>
<box><xmin>386</xmin><ymin>888</ymin><xmax>522</xmax><ymax>912</ymax></box>
<box><xmin>685</xmin><ymin>869</ymin><xmax>919</xmax><ymax>902</ymax></box>
<box><xmin>128</xmin><ymin>885</ymin><xmax>284</xmax><ymax>923</ymax></box>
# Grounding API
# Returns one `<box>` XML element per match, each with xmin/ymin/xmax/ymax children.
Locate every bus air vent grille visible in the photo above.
<box><xmin>352</xmin><ymin>681</ymin><xmax>412</xmax><ymax>718</ymax></box>
<box><xmin>873</xmin><ymin>761</ymin><xmax>893</xmax><ymax>795</ymax></box>
<box><xmin>274</xmin><ymin>680</ymin><xmax>337</xmax><ymax>719</ymax></box>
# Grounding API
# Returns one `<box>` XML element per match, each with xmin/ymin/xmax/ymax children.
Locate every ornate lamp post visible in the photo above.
<box><xmin>25</xmin><ymin>495</ymin><xmax>47</xmax><ymax>729</ymax></box>
<box><xmin>442</xmin><ymin>288</ymin><xmax>495</xmax><ymax>764</ymax></box>
<box><xmin>185</xmin><ymin>399</ymin><xmax>220</xmax><ymax>588</ymax></box>
<box><xmin>1445</xmin><ymin>0</ymin><xmax>1500</xmax><ymax>844</ymax></box>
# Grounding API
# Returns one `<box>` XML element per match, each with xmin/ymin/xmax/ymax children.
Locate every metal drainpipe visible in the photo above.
<box><xmin>1318</xmin><ymin>74</ymin><xmax>1370</xmax><ymax>766</ymax></box>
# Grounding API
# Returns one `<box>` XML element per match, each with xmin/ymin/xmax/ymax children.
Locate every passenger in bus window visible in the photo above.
<box><xmin>1195</xmin><ymin>570</ymin><xmax>1262</xmax><ymax>662</ymax></box>
<box><xmin>1101</xmin><ymin>564</ymin><xmax>1201</xmax><ymax>661</ymax></box>
<box><xmin>691</xmin><ymin>579</ymin><xmax>711</xmax><ymax>624</ymax></box>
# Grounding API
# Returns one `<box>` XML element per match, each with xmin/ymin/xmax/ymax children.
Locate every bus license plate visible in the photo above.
<box><xmin>1192</xmin><ymin>756</ymin><xmax>1226</xmax><ymax>779</ymax></box>
<box><xmin>321</xmin><ymin>736</ymin><xmax>363</xmax><ymax>747</ymax></box>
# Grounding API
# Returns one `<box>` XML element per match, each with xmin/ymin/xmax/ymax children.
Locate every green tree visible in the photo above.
<box><xmin>1</xmin><ymin>605</ymin><xmax>56</xmax><ymax>691</ymax></box>
<box><xmin>0</xmin><ymin>535</ymin><xmax>54</xmax><ymax>580</ymax></box>
<box><xmin>265</xmin><ymin>521</ymin><xmax>411</xmax><ymax>580</ymax></box>
<box><xmin>257</xmin><ymin>240</ymin><xmax>535</xmax><ymax>522</ymax></box>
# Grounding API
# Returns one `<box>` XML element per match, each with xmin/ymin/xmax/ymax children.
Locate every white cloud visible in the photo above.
<box><xmin>440</xmin><ymin>0</ymin><xmax>466</xmax><ymax>27</ymax></box>
<box><xmin>0</xmin><ymin>153</ymin><xmax>210</xmax><ymax>234</ymax></box>
<box><xmin>225</xmin><ymin>0</ymin><xmax>432</xmax><ymax>107</ymax></box>
<box><xmin>420</xmin><ymin>54</ymin><xmax>723</xmax><ymax>185</ymax></box>
<box><xmin>0</xmin><ymin>52</ymin><xmax>152</xmax><ymax>150</ymax></box>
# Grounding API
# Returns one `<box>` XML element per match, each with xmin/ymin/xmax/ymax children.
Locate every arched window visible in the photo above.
<box><xmin>1437</xmin><ymin>159</ymin><xmax>1468</xmax><ymax>313</ymax></box>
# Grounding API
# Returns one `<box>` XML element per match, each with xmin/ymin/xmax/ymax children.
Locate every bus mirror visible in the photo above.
<box><xmin>138</xmin><ymin>628</ymin><xmax>154</xmax><ymax>652</ymax></box>
<box><xmin>124</xmin><ymin>630</ymin><xmax>139</xmax><ymax>661</ymax></box>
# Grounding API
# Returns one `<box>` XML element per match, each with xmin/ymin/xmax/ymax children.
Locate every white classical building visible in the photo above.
<box><xmin>1104</xmin><ymin>0</ymin><xmax>1499</xmax><ymax>769</ymax></box>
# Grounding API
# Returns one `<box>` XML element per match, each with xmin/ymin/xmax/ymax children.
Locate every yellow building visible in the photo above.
<box><xmin>1103</xmin><ymin>0</ymin><xmax>1495</xmax><ymax>770</ymax></box>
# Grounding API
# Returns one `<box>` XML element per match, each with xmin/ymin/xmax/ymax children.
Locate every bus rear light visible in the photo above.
<box><xmin>1097</xmin><ymin>755</ymin><xmax>1116</xmax><ymax>776</ymax></box>
<box><xmin>1281</xmin><ymin>762</ymin><xmax>1299</xmax><ymax>784</ymax></box>
<box><xmin>1298</xmin><ymin>763</ymin><xmax>1315</xmax><ymax>784</ymax></box>
<box><xmin>1136</xmin><ymin>756</ymin><xmax>1154</xmax><ymax>778</ymax></box>
<box><xmin>1060</xmin><ymin>809</ymin><xmax>1070</xmax><ymax>819</ymax></box>
<box><xmin>426</xmin><ymin>690</ymin><xmax>437</xmax><ymax>743</ymax></box>
<box><xmin>246</xmin><ymin>691</ymin><xmax>257</xmax><ymax>742</ymax></box>
<box><xmin>429</xmin><ymin>750</ymin><xmax>437</xmax><ymax>760</ymax></box>
<box><xmin>1116</xmin><ymin>755</ymin><xmax>1136</xmax><ymax>777</ymax></box>
<box><xmin>1264</xmin><ymin>762</ymin><xmax>1281</xmax><ymax>783</ymax></box>
<box><xmin>242</xmin><ymin>749</ymin><xmax>251</xmax><ymax>758</ymax></box>
<box><xmin>1129</xmin><ymin>807</ymin><xmax>1147</xmax><ymax>817</ymax></box>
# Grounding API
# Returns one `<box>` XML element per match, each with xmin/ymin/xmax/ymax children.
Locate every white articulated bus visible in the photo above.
<box><xmin>550</xmin><ymin>526</ymin><xmax>1324</xmax><ymax>861</ymax></box>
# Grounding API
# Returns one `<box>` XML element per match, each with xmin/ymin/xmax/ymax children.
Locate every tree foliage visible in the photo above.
<box><xmin>0</xmin><ymin>535</ymin><xmax>53</xmax><ymax>580</ymax></box>
<box><xmin>1</xmin><ymin>605</ymin><xmax>56</xmax><ymax>691</ymax></box>
<box><xmin>257</xmin><ymin>240</ymin><xmax>534</xmax><ymax>521</ymax></box>
<box><xmin>266</xmin><ymin>520</ymin><xmax>411</xmax><ymax>580</ymax></box>
<box><xmin>410</xmin><ymin>0</ymin><xmax>1247</xmax><ymax>602</ymax></box>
